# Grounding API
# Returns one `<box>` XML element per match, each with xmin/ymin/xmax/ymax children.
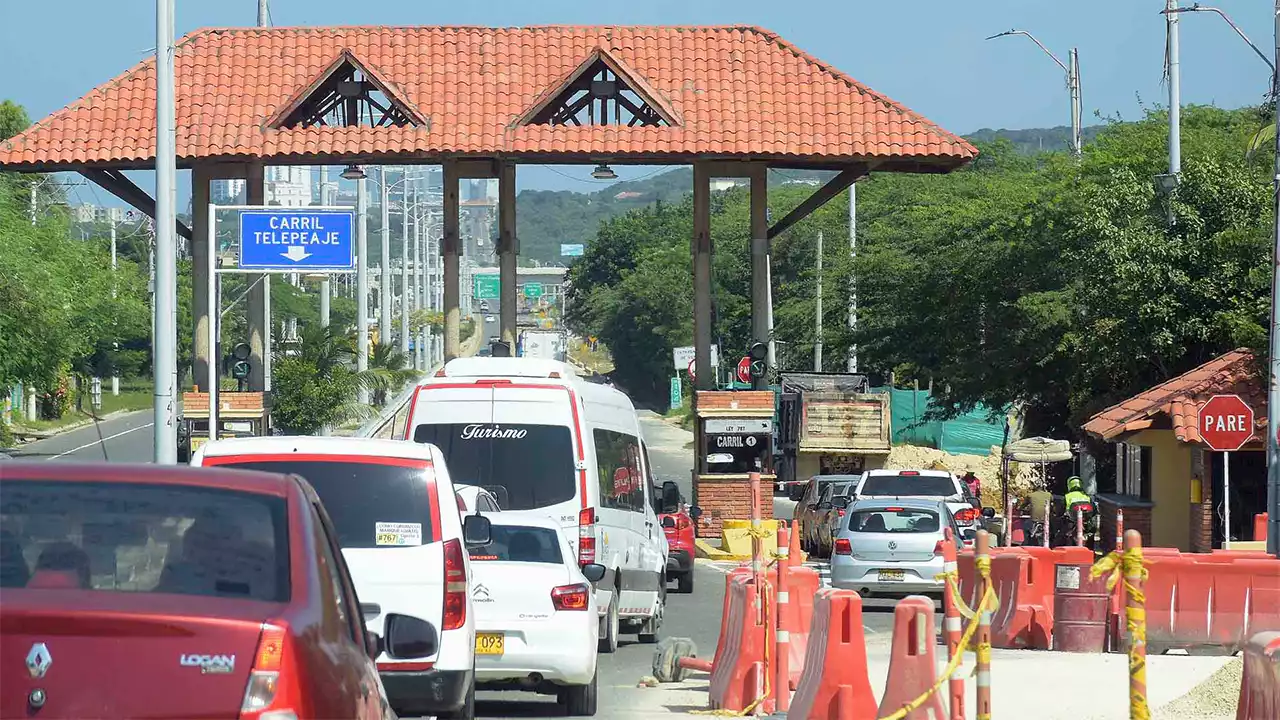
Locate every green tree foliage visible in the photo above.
<box><xmin>0</xmin><ymin>101</ymin><xmax>151</xmax><ymax>407</ymax></box>
<box><xmin>567</xmin><ymin>105</ymin><xmax>1274</xmax><ymax>437</ymax></box>
<box><xmin>270</xmin><ymin>325</ymin><xmax>367</xmax><ymax>434</ymax></box>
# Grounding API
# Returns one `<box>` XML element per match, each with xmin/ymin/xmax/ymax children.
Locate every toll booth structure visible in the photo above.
<box><xmin>177</xmin><ymin>391</ymin><xmax>272</xmax><ymax>463</ymax></box>
<box><xmin>693</xmin><ymin>390</ymin><xmax>775</xmax><ymax>538</ymax></box>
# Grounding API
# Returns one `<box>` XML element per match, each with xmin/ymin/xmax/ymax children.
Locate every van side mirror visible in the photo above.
<box><xmin>688</xmin><ymin>505</ymin><xmax>703</xmax><ymax>521</ymax></box>
<box><xmin>383</xmin><ymin>614</ymin><xmax>438</xmax><ymax>659</ymax></box>
<box><xmin>365</xmin><ymin>630</ymin><xmax>383</xmax><ymax>660</ymax></box>
<box><xmin>661</xmin><ymin>480</ymin><xmax>681</xmax><ymax>514</ymax></box>
<box><xmin>580</xmin><ymin>562</ymin><xmax>606</xmax><ymax>583</ymax></box>
<box><xmin>463</xmin><ymin>514</ymin><xmax>492</xmax><ymax>546</ymax></box>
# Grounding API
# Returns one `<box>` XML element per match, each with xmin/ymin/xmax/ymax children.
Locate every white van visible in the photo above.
<box><xmin>191</xmin><ymin>436</ymin><xmax>488</xmax><ymax>719</ymax></box>
<box><xmin>404</xmin><ymin>357</ymin><xmax>668</xmax><ymax>652</ymax></box>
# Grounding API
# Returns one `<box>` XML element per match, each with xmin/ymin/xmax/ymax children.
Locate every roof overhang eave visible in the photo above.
<box><xmin>0</xmin><ymin>150</ymin><xmax>975</xmax><ymax>176</ymax></box>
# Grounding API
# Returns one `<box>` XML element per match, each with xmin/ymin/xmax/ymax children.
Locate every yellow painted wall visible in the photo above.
<box><xmin>1131</xmin><ymin>430</ymin><xmax>1192</xmax><ymax>551</ymax></box>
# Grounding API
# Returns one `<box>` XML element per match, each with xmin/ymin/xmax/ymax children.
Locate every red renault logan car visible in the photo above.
<box><xmin>0</xmin><ymin>462</ymin><xmax>438</xmax><ymax>720</ymax></box>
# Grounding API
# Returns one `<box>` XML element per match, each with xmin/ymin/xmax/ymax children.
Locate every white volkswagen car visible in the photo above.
<box><xmin>469</xmin><ymin>512</ymin><xmax>605</xmax><ymax>715</ymax></box>
<box><xmin>455</xmin><ymin>483</ymin><xmax>503</xmax><ymax>515</ymax></box>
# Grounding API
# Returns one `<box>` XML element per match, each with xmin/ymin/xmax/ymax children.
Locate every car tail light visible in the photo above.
<box><xmin>900</xmin><ymin>471</ymin><xmax>920</xmax><ymax>476</ymax></box>
<box><xmin>578</xmin><ymin>508</ymin><xmax>597</xmax><ymax>565</ymax></box>
<box><xmin>551</xmin><ymin>583</ymin><xmax>591</xmax><ymax>611</ymax></box>
<box><xmin>884</xmin><ymin>507</ymin><xmax>905</xmax><ymax>512</ymax></box>
<box><xmin>456</xmin><ymin>493</ymin><xmax>467</xmax><ymax>512</ymax></box>
<box><xmin>239</xmin><ymin>623</ymin><xmax>301</xmax><ymax>720</ymax></box>
<box><xmin>954</xmin><ymin>508</ymin><xmax>977</xmax><ymax>525</ymax></box>
<box><xmin>837</xmin><ymin>509</ymin><xmax>847</xmax><ymax>518</ymax></box>
<box><xmin>834</xmin><ymin>538</ymin><xmax>852</xmax><ymax>556</ymax></box>
<box><xmin>443</xmin><ymin>539</ymin><xmax>467</xmax><ymax>631</ymax></box>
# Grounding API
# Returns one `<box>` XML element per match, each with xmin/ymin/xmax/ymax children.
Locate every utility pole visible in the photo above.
<box><xmin>813</xmin><ymin>230</ymin><xmax>823</xmax><ymax>372</ymax></box>
<box><xmin>319</xmin><ymin>165</ymin><xmax>331</xmax><ymax>327</ymax></box>
<box><xmin>1167</xmin><ymin>0</ymin><xmax>1183</xmax><ymax>225</ymax></box>
<box><xmin>356</xmin><ymin>174</ymin><xmax>370</xmax><ymax>404</ymax></box>
<box><xmin>257</xmin><ymin>0</ymin><xmax>267</xmax><ymax>27</ymax></box>
<box><xmin>110</xmin><ymin>221</ymin><xmax>119</xmax><ymax>396</ymax></box>
<box><xmin>410</xmin><ymin>179</ymin><xmax>423</xmax><ymax>369</ymax></box>
<box><xmin>400</xmin><ymin>168</ymin><xmax>411</xmax><ymax>356</ymax></box>
<box><xmin>29</xmin><ymin>182</ymin><xmax>36</xmax><ymax>225</ymax></box>
<box><xmin>847</xmin><ymin>184</ymin><xmax>858</xmax><ymax>373</ymax></box>
<box><xmin>153</xmin><ymin>0</ymin><xmax>178</xmax><ymax>463</ymax></box>
<box><xmin>987</xmin><ymin>30</ymin><xmax>1082</xmax><ymax>156</ymax></box>
<box><xmin>1267</xmin><ymin>0</ymin><xmax>1280</xmax><ymax>556</ymax></box>
<box><xmin>379</xmin><ymin>167</ymin><xmax>392</xmax><ymax>347</ymax></box>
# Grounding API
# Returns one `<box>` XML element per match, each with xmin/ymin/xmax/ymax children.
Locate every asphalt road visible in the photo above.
<box><xmin>8</xmin><ymin>410</ymin><xmax>155</xmax><ymax>462</ymax></box>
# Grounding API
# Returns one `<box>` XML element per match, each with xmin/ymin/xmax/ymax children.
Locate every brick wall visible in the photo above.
<box><xmin>1098</xmin><ymin>495</ymin><xmax>1153</xmax><ymax>549</ymax></box>
<box><xmin>694</xmin><ymin>475</ymin><xmax>774</xmax><ymax>538</ymax></box>
<box><xmin>1190</xmin><ymin>449</ymin><xmax>1214</xmax><ymax>552</ymax></box>
<box><xmin>695</xmin><ymin>391</ymin><xmax>774</xmax><ymax>414</ymax></box>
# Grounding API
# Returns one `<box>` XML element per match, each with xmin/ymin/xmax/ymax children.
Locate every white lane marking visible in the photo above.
<box><xmin>50</xmin><ymin>422</ymin><xmax>155</xmax><ymax>460</ymax></box>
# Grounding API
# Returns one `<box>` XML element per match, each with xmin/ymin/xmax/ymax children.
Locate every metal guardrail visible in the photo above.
<box><xmin>356</xmin><ymin>371</ymin><xmax>433</xmax><ymax>439</ymax></box>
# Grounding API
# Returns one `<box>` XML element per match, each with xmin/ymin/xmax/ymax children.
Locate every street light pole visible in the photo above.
<box><xmin>380</xmin><ymin>167</ymin><xmax>392</xmax><ymax>347</ymax></box>
<box><xmin>356</xmin><ymin>174</ymin><xmax>369</xmax><ymax>404</ymax></box>
<box><xmin>110</xmin><ymin>221</ymin><xmax>119</xmax><ymax>396</ymax></box>
<box><xmin>987</xmin><ymin>29</ymin><xmax>1082</xmax><ymax>156</ymax></box>
<box><xmin>153</xmin><ymin>0</ymin><xmax>178</xmax><ymax>463</ymax></box>
<box><xmin>1268</xmin><ymin>0</ymin><xmax>1280</xmax><ymax>556</ymax></box>
<box><xmin>319</xmin><ymin>165</ymin><xmax>331</xmax><ymax>327</ymax></box>
<box><xmin>1167</xmin><ymin>0</ymin><xmax>1183</xmax><ymax>189</ymax></box>
<box><xmin>400</xmin><ymin>169</ymin><xmax>411</xmax><ymax>356</ymax></box>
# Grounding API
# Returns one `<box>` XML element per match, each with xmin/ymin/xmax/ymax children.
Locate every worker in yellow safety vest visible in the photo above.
<box><xmin>1063</xmin><ymin>476</ymin><xmax>1091</xmax><ymax>511</ymax></box>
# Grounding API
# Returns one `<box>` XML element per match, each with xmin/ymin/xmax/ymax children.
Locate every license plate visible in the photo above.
<box><xmin>878</xmin><ymin>569</ymin><xmax>905</xmax><ymax>582</ymax></box>
<box><xmin>475</xmin><ymin>633</ymin><xmax>504</xmax><ymax>655</ymax></box>
<box><xmin>190</xmin><ymin>437</ymin><xmax>208</xmax><ymax>453</ymax></box>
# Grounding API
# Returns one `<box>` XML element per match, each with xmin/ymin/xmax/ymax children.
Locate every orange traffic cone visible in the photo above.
<box><xmin>788</xmin><ymin>520</ymin><xmax>804</xmax><ymax>565</ymax></box>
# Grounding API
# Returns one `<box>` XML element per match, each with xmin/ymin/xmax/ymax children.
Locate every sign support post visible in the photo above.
<box><xmin>1224</xmin><ymin>450</ymin><xmax>1232</xmax><ymax>549</ymax></box>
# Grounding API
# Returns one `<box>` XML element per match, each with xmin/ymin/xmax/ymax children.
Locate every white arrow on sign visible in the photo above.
<box><xmin>281</xmin><ymin>245</ymin><xmax>312</xmax><ymax>262</ymax></box>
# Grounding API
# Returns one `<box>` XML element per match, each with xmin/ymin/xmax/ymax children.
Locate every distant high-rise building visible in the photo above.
<box><xmin>212</xmin><ymin>179</ymin><xmax>246</xmax><ymax>205</ymax></box>
<box><xmin>266</xmin><ymin>166</ymin><xmax>312</xmax><ymax>207</ymax></box>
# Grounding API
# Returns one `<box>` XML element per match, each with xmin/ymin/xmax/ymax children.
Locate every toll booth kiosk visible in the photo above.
<box><xmin>692</xmin><ymin>390</ymin><xmax>775</xmax><ymax>538</ymax></box>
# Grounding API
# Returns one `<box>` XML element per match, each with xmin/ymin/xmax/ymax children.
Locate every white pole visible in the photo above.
<box><xmin>1223</xmin><ymin>451</ymin><xmax>1232</xmax><ymax>549</ymax></box>
<box><xmin>813</xmin><ymin>230</ymin><xmax>823</xmax><ymax>371</ymax></box>
<box><xmin>153</xmin><ymin>0</ymin><xmax>178</xmax><ymax>463</ymax></box>
<box><xmin>400</xmin><ymin>168</ymin><xmax>411</xmax><ymax>355</ymax></box>
<box><xmin>319</xmin><ymin>166</ymin><xmax>331</xmax><ymax>328</ymax></box>
<box><xmin>847</xmin><ymin>184</ymin><xmax>857</xmax><ymax>373</ymax></box>
<box><xmin>1167</xmin><ymin>0</ymin><xmax>1183</xmax><ymax>182</ymax></box>
<box><xmin>1268</xmin><ymin>0</ymin><xmax>1280</xmax><ymax>556</ymax></box>
<box><xmin>257</xmin><ymin>0</ymin><xmax>267</xmax><ymax>27</ymax></box>
<box><xmin>1069</xmin><ymin>48</ymin><xmax>1083</xmax><ymax>156</ymax></box>
<box><xmin>110</xmin><ymin>221</ymin><xmax>120</xmax><ymax>396</ymax></box>
<box><xmin>356</xmin><ymin>175</ymin><xmax>370</xmax><ymax>403</ymax></box>
<box><xmin>207</xmin><ymin>204</ymin><xmax>218</xmax><ymax>444</ymax></box>
<box><xmin>380</xmin><ymin>167</ymin><xmax>392</xmax><ymax>345</ymax></box>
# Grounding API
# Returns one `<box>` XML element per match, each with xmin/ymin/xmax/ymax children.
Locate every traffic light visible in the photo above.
<box><xmin>748</xmin><ymin>342</ymin><xmax>768</xmax><ymax>380</ymax></box>
<box><xmin>230</xmin><ymin>343</ymin><xmax>252</xmax><ymax>390</ymax></box>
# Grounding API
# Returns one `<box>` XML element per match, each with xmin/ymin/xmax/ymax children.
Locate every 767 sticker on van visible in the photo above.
<box><xmin>375</xmin><ymin>522</ymin><xmax>423</xmax><ymax>546</ymax></box>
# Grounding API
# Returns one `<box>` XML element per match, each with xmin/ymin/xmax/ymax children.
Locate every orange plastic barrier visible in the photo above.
<box><xmin>710</xmin><ymin>567</ymin><xmax>754</xmax><ymax>668</ymax></box>
<box><xmin>708</xmin><ymin>574</ymin><xmax>774</xmax><ymax>714</ymax></box>
<box><xmin>957</xmin><ymin>546</ymin><xmax>1095</xmax><ymax>649</ymax></box>
<box><xmin>877</xmin><ymin>596</ymin><xmax>946</xmax><ymax>720</ymax></box>
<box><xmin>1237</xmin><ymin>631</ymin><xmax>1280</xmax><ymax>720</ymax></box>
<box><xmin>783</xmin><ymin>565</ymin><xmax>821</xmax><ymax>689</ymax></box>
<box><xmin>1255</xmin><ymin>513</ymin><xmax>1269</xmax><ymax>544</ymax></box>
<box><xmin>788</xmin><ymin>588</ymin><xmax>878</xmax><ymax>720</ymax></box>
<box><xmin>1142</xmin><ymin>556</ymin><xmax>1280</xmax><ymax>654</ymax></box>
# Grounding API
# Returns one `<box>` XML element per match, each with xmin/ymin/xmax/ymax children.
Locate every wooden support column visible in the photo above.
<box><xmin>191</xmin><ymin>164</ymin><xmax>212</xmax><ymax>391</ymax></box>
<box><xmin>692</xmin><ymin>162</ymin><xmax>713</xmax><ymax>390</ymax></box>
<box><xmin>443</xmin><ymin>160</ymin><xmax>461</xmax><ymax>361</ymax></box>
<box><xmin>498</xmin><ymin>161</ymin><xmax>518</xmax><ymax>349</ymax></box>
<box><xmin>749</xmin><ymin>165</ymin><xmax>769</xmax><ymax>390</ymax></box>
<box><xmin>245</xmin><ymin>162</ymin><xmax>267</xmax><ymax>391</ymax></box>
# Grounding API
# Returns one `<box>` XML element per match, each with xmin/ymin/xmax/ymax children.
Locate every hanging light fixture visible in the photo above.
<box><xmin>341</xmin><ymin>164</ymin><xmax>366</xmax><ymax>180</ymax></box>
<box><xmin>591</xmin><ymin>163</ymin><xmax>617</xmax><ymax>180</ymax></box>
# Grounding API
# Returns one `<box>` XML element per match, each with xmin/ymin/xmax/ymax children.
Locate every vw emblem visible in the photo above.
<box><xmin>26</xmin><ymin>643</ymin><xmax>52</xmax><ymax>679</ymax></box>
<box><xmin>887</xmin><ymin>541</ymin><xmax>898</xmax><ymax>550</ymax></box>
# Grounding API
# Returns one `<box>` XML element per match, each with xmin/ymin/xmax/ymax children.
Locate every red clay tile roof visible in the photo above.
<box><xmin>0</xmin><ymin>25</ymin><xmax>976</xmax><ymax>171</ymax></box>
<box><xmin>1082</xmin><ymin>349</ymin><xmax>1266</xmax><ymax>446</ymax></box>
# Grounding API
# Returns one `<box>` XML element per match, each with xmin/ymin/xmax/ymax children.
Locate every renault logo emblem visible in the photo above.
<box><xmin>26</xmin><ymin>643</ymin><xmax>52</xmax><ymax>679</ymax></box>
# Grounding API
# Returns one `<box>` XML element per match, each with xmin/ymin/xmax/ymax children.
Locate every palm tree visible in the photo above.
<box><xmin>271</xmin><ymin>324</ymin><xmax>369</xmax><ymax>434</ymax></box>
<box><xmin>362</xmin><ymin>341</ymin><xmax>420</xmax><ymax>407</ymax></box>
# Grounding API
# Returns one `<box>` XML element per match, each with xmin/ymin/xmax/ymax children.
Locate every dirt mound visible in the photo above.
<box><xmin>886</xmin><ymin>444</ymin><xmax>1045</xmax><ymax>508</ymax></box>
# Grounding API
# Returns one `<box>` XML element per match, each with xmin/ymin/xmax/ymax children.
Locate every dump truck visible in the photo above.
<box><xmin>776</xmin><ymin>372</ymin><xmax>891</xmax><ymax>492</ymax></box>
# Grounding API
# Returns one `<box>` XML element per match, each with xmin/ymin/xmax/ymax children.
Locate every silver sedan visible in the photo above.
<box><xmin>829</xmin><ymin>497</ymin><xmax>964</xmax><ymax>597</ymax></box>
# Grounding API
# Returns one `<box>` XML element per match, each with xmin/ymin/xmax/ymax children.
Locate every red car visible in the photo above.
<box><xmin>0</xmin><ymin>462</ymin><xmax>437</xmax><ymax>720</ymax></box>
<box><xmin>657</xmin><ymin>481</ymin><xmax>699</xmax><ymax>594</ymax></box>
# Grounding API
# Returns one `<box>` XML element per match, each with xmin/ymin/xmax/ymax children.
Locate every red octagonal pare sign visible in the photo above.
<box><xmin>1198</xmin><ymin>394</ymin><xmax>1256</xmax><ymax>452</ymax></box>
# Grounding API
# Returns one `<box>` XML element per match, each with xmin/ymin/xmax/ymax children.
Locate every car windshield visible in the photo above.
<box><xmin>860</xmin><ymin>474</ymin><xmax>956</xmax><ymax>497</ymax></box>
<box><xmin>210</xmin><ymin>460</ymin><xmax>436</xmax><ymax>549</ymax></box>
<box><xmin>414</xmin><ymin>424</ymin><xmax>576</xmax><ymax>511</ymax></box>
<box><xmin>468</xmin><ymin>525</ymin><xmax>564</xmax><ymax>564</ymax></box>
<box><xmin>849</xmin><ymin>508</ymin><xmax>941</xmax><ymax>534</ymax></box>
<box><xmin>1</xmin><ymin>481</ymin><xmax>289</xmax><ymax>601</ymax></box>
<box><xmin>832</xmin><ymin>483</ymin><xmax>852</xmax><ymax>497</ymax></box>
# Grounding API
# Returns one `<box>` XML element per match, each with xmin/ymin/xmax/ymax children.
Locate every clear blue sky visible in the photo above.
<box><xmin>1</xmin><ymin>0</ymin><xmax>1273</xmax><ymax>205</ymax></box>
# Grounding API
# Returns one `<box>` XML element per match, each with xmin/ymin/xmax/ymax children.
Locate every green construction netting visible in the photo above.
<box><xmin>871</xmin><ymin>387</ymin><xmax>1007</xmax><ymax>456</ymax></box>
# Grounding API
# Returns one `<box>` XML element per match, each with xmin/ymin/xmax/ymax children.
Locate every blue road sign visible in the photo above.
<box><xmin>238</xmin><ymin>209</ymin><xmax>355</xmax><ymax>270</ymax></box>
<box><xmin>560</xmin><ymin>243</ymin><xmax>584</xmax><ymax>257</ymax></box>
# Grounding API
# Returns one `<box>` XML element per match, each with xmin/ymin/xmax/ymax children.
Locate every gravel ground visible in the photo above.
<box><xmin>1153</xmin><ymin>657</ymin><xmax>1241</xmax><ymax>720</ymax></box>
